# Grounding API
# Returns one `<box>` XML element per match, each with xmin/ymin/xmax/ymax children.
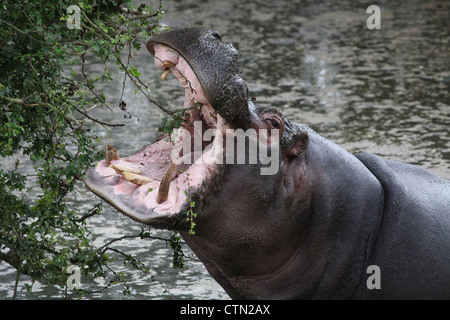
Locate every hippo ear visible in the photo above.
<box><xmin>284</xmin><ymin>132</ymin><xmax>309</xmax><ymax>160</ymax></box>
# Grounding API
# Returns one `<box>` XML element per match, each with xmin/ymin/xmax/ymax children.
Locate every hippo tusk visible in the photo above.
<box><xmin>161</xmin><ymin>69</ymin><xmax>171</xmax><ymax>80</ymax></box>
<box><xmin>161</xmin><ymin>61</ymin><xmax>175</xmax><ymax>80</ymax></box>
<box><xmin>105</xmin><ymin>144</ymin><xmax>120</xmax><ymax>165</ymax></box>
<box><xmin>156</xmin><ymin>162</ymin><xmax>177</xmax><ymax>203</ymax></box>
<box><xmin>122</xmin><ymin>172</ymin><xmax>153</xmax><ymax>185</ymax></box>
<box><xmin>163</xmin><ymin>61</ymin><xmax>175</xmax><ymax>68</ymax></box>
<box><xmin>109</xmin><ymin>164</ymin><xmax>142</xmax><ymax>175</ymax></box>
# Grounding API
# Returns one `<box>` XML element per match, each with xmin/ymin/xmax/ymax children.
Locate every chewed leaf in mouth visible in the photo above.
<box><xmin>84</xmin><ymin>43</ymin><xmax>231</xmax><ymax>226</ymax></box>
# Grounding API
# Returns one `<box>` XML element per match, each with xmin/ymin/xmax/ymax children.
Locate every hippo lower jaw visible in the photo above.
<box><xmin>84</xmin><ymin>44</ymin><xmax>232</xmax><ymax>227</ymax></box>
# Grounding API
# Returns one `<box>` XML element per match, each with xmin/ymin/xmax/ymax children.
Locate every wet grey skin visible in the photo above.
<box><xmin>85</xmin><ymin>26</ymin><xmax>450</xmax><ymax>299</ymax></box>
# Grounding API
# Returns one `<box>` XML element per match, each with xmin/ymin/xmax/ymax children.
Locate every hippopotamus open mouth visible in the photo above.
<box><xmin>85</xmin><ymin>26</ymin><xmax>450</xmax><ymax>299</ymax></box>
<box><xmin>84</xmin><ymin>26</ymin><xmax>281</xmax><ymax>228</ymax></box>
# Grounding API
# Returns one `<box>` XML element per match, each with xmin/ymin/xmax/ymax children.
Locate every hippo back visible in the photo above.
<box><xmin>356</xmin><ymin>153</ymin><xmax>450</xmax><ymax>299</ymax></box>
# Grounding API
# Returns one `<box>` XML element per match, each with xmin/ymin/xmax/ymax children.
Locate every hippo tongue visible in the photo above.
<box><xmin>140</xmin><ymin>162</ymin><xmax>189</xmax><ymax>181</ymax></box>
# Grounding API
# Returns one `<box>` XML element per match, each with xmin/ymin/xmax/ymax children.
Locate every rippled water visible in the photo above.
<box><xmin>1</xmin><ymin>0</ymin><xmax>449</xmax><ymax>299</ymax></box>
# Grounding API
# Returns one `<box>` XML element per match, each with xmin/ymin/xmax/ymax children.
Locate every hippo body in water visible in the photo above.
<box><xmin>85</xmin><ymin>27</ymin><xmax>450</xmax><ymax>299</ymax></box>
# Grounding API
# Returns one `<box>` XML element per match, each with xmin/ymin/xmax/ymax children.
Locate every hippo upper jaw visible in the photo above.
<box><xmin>147</xmin><ymin>26</ymin><xmax>250</xmax><ymax>126</ymax></box>
<box><xmin>84</xmin><ymin>27</ymin><xmax>250</xmax><ymax>228</ymax></box>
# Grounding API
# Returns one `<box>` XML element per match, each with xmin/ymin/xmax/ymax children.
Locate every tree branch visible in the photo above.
<box><xmin>73</xmin><ymin>105</ymin><xmax>125</xmax><ymax>128</ymax></box>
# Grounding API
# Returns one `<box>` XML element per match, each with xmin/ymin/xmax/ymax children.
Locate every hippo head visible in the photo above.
<box><xmin>85</xmin><ymin>26</ymin><xmax>320</xmax><ymax>299</ymax></box>
<box><xmin>85</xmin><ymin>26</ymin><xmax>309</xmax><ymax>230</ymax></box>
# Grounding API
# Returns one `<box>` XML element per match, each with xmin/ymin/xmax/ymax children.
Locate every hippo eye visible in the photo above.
<box><xmin>270</xmin><ymin>118</ymin><xmax>280</xmax><ymax>129</ymax></box>
<box><xmin>210</xmin><ymin>30</ymin><xmax>222</xmax><ymax>42</ymax></box>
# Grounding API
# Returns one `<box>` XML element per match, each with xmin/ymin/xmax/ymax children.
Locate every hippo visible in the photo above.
<box><xmin>85</xmin><ymin>26</ymin><xmax>450</xmax><ymax>299</ymax></box>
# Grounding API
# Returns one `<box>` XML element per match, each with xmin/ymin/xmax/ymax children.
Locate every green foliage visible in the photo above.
<box><xmin>169</xmin><ymin>232</ymin><xmax>185</xmax><ymax>269</ymax></box>
<box><xmin>183</xmin><ymin>173</ymin><xmax>197</xmax><ymax>235</ymax></box>
<box><xmin>0</xmin><ymin>0</ymin><xmax>169</xmax><ymax>298</ymax></box>
<box><xmin>157</xmin><ymin>102</ymin><xmax>203</xmax><ymax>136</ymax></box>
<box><xmin>158</xmin><ymin>111</ymin><xmax>188</xmax><ymax>135</ymax></box>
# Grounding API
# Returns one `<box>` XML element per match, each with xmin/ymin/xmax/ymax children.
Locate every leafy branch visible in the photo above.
<box><xmin>0</xmin><ymin>0</ymin><xmax>183</xmax><ymax>299</ymax></box>
<box><xmin>78</xmin><ymin>3</ymin><xmax>202</xmax><ymax>135</ymax></box>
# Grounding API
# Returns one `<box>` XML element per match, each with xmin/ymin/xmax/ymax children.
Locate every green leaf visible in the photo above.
<box><xmin>129</xmin><ymin>66</ymin><xmax>141</xmax><ymax>77</ymax></box>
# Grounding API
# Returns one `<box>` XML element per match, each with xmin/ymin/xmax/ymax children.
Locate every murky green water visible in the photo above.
<box><xmin>1</xmin><ymin>0</ymin><xmax>449</xmax><ymax>299</ymax></box>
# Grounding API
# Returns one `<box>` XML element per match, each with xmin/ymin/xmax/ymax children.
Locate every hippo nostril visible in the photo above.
<box><xmin>210</xmin><ymin>30</ymin><xmax>222</xmax><ymax>42</ymax></box>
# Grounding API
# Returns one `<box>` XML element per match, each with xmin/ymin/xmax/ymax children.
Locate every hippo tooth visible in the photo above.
<box><xmin>178</xmin><ymin>76</ymin><xmax>188</xmax><ymax>86</ymax></box>
<box><xmin>156</xmin><ymin>162</ymin><xmax>177</xmax><ymax>204</ymax></box>
<box><xmin>160</xmin><ymin>61</ymin><xmax>175</xmax><ymax>80</ymax></box>
<box><xmin>105</xmin><ymin>145</ymin><xmax>120</xmax><ymax>165</ymax></box>
<box><xmin>109</xmin><ymin>164</ymin><xmax>142</xmax><ymax>175</ymax></box>
<box><xmin>112</xmin><ymin>148</ymin><xmax>119</xmax><ymax>161</ymax></box>
<box><xmin>163</xmin><ymin>61</ymin><xmax>175</xmax><ymax>68</ymax></box>
<box><xmin>161</xmin><ymin>68</ymin><xmax>171</xmax><ymax>80</ymax></box>
<box><xmin>105</xmin><ymin>145</ymin><xmax>112</xmax><ymax>165</ymax></box>
<box><xmin>122</xmin><ymin>172</ymin><xmax>153</xmax><ymax>185</ymax></box>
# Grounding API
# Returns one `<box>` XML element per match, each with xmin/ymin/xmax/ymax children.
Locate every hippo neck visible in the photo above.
<box><xmin>182</xmin><ymin>130</ymin><xmax>385</xmax><ymax>299</ymax></box>
<box><xmin>298</xmin><ymin>131</ymin><xmax>384</xmax><ymax>298</ymax></box>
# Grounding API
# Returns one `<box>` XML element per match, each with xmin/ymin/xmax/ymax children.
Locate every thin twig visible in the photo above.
<box><xmin>126</xmin><ymin>12</ymin><xmax>160</xmax><ymax>21</ymax></box>
<box><xmin>118</xmin><ymin>40</ymin><xmax>131</xmax><ymax>114</ymax></box>
<box><xmin>73</xmin><ymin>105</ymin><xmax>124</xmax><ymax>128</ymax></box>
<box><xmin>1</xmin><ymin>96</ymin><xmax>81</xmax><ymax>124</ymax></box>
<box><xmin>115</xmin><ymin>53</ymin><xmax>174</xmax><ymax>115</ymax></box>
<box><xmin>13</xmin><ymin>270</ymin><xmax>20</xmax><ymax>300</ymax></box>
<box><xmin>97</xmin><ymin>234</ymin><xmax>171</xmax><ymax>253</ymax></box>
<box><xmin>81</xmin><ymin>10</ymin><xmax>172</xmax><ymax>116</ymax></box>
